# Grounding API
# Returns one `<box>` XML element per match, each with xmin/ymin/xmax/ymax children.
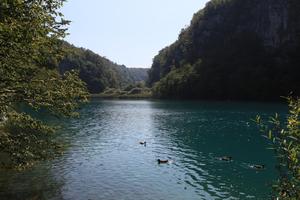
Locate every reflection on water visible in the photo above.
<box><xmin>0</xmin><ymin>100</ymin><xmax>287</xmax><ymax>200</ymax></box>
<box><xmin>0</xmin><ymin>165</ymin><xmax>65</xmax><ymax>200</ymax></box>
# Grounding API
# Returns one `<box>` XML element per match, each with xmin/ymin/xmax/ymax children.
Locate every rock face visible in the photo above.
<box><xmin>252</xmin><ymin>0</ymin><xmax>289</xmax><ymax>48</ymax></box>
<box><xmin>246</xmin><ymin>0</ymin><xmax>300</xmax><ymax>50</ymax></box>
<box><xmin>148</xmin><ymin>0</ymin><xmax>300</xmax><ymax>100</ymax></box>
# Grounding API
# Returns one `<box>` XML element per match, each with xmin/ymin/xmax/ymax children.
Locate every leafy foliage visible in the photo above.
<box><xmin>0</xmin><ymin>0</ymin><xmax>88</xmax><ymax>169</ymax></box>
<box><xmin>59</xmin><ymin>43</ymin><xmax>149</xmax><ymax>93</ymax></box>
<box><xmin>148</xmin><ymin>0</ymin><xmax>300</xmax><ymax>100</ymax></box>
<box><xmin>0</xmin><ymin>112</ymin><xmax>61</xmax><ymax>169</ymax></box>
<box><xmin>152</xmin><ymin>63</ymin><xmax>200</xmax><ymax>98</ymax></box>
<box><xmin>256</xmin><ymin>97</ymin><xmax>300</xmax><ymax>199</ymax></box>
<box><xmin>127</xmin><ymin>68</ymin><xmax>149</xmax><ymax>83</ymax></box>
<box><xmin>96</xmin><ymin>83</ymin><xmax>151</xmax><ymax>99</ymax></box>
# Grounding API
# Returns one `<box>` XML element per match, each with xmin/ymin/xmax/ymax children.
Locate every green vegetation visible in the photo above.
<box><xmin>127</xmin><ymin>68</ymin><xmax>149</xmax><ymax>83</ymax></box>
<box><xmin>93</xmin><ymin>82</ymin><xmax>152</xmax><ymax>99</ymax></box>
<box><xmin>0</xmin><ymin>0</ymin><xmax>149</xmax><ymax>169</ymax></box>
<box><xmin>152</xmin><ymin>62</ymin><xmax>200</xmax><ymax>98</ymax></box>
<box><xmin>148</xmin><ymin>0</ymin><xmax>300</xmax><ymax>100</ymax></box>
<box><xmin>0</xmin><ymin>0</ymin><xmax>88</xmax><ymax>169</ymax></box>
<box><xmin>256</xmin><ymin>97</ymin><xmax>300</xmax><ymax>199</ymax></box>
<box><xmin>59</xmin><ymin>43</ymin><xmax>149</xmax><ymax>94</ymax></box>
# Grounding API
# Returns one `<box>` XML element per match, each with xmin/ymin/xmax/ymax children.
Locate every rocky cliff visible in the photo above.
<box><xmin>148</xmin><ymin>0</ymin><xmax>300</xmax><ymax>100</ymax></box>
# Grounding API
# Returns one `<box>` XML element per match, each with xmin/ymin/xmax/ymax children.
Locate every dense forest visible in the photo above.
<box><xmin>148</xmin><ymin>0</ymin><xmax>300</xmax><ymax>100</ymax></box>
<box><xmin>59</xmin><ymin>42</ymin><xmax>149</xmax><ymax>93</ymax></box>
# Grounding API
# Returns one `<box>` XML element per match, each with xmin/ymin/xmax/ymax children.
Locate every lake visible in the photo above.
<box><xmin>0</xmin><ymin>100</ymin><xmax>287</xmax><ymax>200</ymax></box>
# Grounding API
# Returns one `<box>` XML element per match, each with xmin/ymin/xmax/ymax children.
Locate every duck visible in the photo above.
<box><xmin>157</xmin><ymin>159</ymin><xmax>169</xmax><ymax>164</ymax></box>
<box><xmin>250</xmin><ymin>164</ymin><xmax>265</xmax><ymax>170</ymax></box>
<box><xmin>219</xmin><ymin>156</ymin><xmax>233</xmax><ymax>161</ymax></box>
<box><xmin>139</xmin><ymin>141</ymin><xmax>146</xmax><ymax>146</ymax></box>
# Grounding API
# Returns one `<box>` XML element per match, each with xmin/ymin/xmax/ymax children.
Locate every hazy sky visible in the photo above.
<box><xmin>61</xmin><ymin>0</ymin><xmax>209</xmax><ymax>68</ymax></box>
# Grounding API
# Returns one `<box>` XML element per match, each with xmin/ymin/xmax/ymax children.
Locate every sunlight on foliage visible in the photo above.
<box><xmin>0</xmin><ymin>0</ymin><xmax>88</xmax><ymax>169</ymax></box>
<box><xmin>256</xmin><ymin>97</ymin><xmax>300</xmax><ymax>199</ymax></box>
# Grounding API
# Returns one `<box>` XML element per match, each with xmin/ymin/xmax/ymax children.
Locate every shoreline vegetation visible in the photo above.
<box><xmin>0</xmin><ymin>0</ymin><xmax>88</xmax><ymax>170</ymax></box>
<box><xmin>90</xmin><ymin>86</ymin><xmax>152</xmax><ymax>99</ymax></box>
<box><xmin>90</xmin><ymin>89</ymin><xmax>290</xmax><ymax>103</ymax></box>
<box><xmin>90</xmin><ymin>93</ymin><xmax>152</xmax><ymax>99</ymax></box>
<box><xmin>256</xmin><ymin>97</ymin><xmax>300</xmax><ymax>199</ymax></box>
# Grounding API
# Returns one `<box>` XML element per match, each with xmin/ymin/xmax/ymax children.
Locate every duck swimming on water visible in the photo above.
<box><xmin>219</xmin><ymin>156</ymin><xmax>233</xmax><ymax>161</ymax></box>
<box><xmin>157</xmin><ymin>159</ymin><xmax>169</xmax><ymax>164</ymax></box>
<box><xmin>250</xmin><ymin>164</ymin><xmax>265</xmax><ymax>170</ymax></box>
<box><xmin>139</xmin><ymin>141</ymin><xmax>146</xmax><ymax>146</ymax></box>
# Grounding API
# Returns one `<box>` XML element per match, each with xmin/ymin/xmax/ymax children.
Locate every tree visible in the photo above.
<box><xmin>147</xmin><ymin>0</ymin><xmax>300</xmax><ymax>101</ymax></box>
<box><xmin>256</xmin><ymin>97</ymin><xmax>300</xmax><ymax>199</ymax></box>
<box><xmin>0</xmin><ymin>0</ymin><xmax>88</xmax><ymax>169</ymax></box>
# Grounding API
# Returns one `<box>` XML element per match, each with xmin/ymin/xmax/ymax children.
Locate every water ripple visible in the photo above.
<box><xmin>0</xmin><ymin>100</ymin><xmax>285</xmax><ymax>200</ymax></box>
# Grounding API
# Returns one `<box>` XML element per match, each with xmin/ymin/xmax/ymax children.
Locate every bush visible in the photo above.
<box><xmin>256</xmin><ymin>97</ymin><xmax>300</xmax><ymax>199</ymax></box>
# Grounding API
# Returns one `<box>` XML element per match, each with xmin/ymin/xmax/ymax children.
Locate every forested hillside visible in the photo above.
<box><xmin>128</xmin><ymin>68</ymin><xmax>149</xmax><ymax>82</ymax></box>
<box><xmin>148</xmin><ymin>0</ymin><xmax>300</xmax><ymax>100</ymax></box>
<box><xmin>59</xmin><ymin>42</ymin><xmax>149</xmax><ymax>93</ymax></box>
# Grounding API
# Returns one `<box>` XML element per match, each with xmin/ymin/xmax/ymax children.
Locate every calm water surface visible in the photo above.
<box><xmin>0</xmin><ymin>100</ymin><xmax>287</xmax><ymax>200</ymax></box>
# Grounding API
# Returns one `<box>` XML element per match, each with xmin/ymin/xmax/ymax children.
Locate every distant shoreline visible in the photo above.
<box><xmin>89</xmin><ymin>94</ymin><xmax>289</xmax><ymax>104</ymax></box>
<box><xmin>89</xmin><ymin>93</ymin><xmax>153</xmax><ymax>100</ymax></box>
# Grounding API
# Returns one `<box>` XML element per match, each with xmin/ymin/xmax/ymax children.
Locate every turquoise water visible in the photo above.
<box><xmin>0</xmin><ymin>100</ymin><xmax>287</xmax><ymax>200</ymax></box>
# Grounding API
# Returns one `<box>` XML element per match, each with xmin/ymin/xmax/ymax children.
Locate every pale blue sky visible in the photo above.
<box><xmin>62</xmin><ymin>0</ymin><xmax>209</xmax><ymax>68</ymax></box>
